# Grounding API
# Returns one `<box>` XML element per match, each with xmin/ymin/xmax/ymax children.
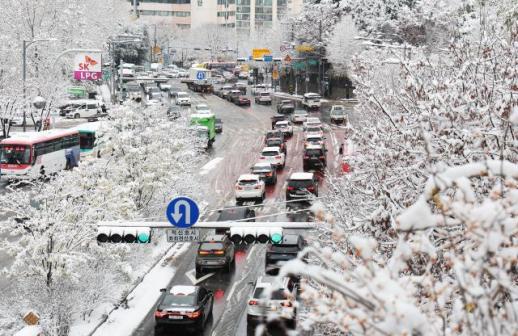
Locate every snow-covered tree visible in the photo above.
<box><xmin>0</xmin><ymin>103</ymin><xmax>204</xmax><ymax>335</ymax></box>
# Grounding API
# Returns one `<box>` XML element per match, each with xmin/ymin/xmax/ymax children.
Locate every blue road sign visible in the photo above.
<box><xmin>196</xmin><ymin>71</ymin><xmax>205</xmax><ymax>80</ymax></box>
<box><xmin>263</xmin><ymin>55</ymin><xmax>273</xmax><ymax>62</ymax></box>
<box><xmin>166</xmin><ymin>197</ymin><xmax>200</xmax><ymax>228</ymax></box>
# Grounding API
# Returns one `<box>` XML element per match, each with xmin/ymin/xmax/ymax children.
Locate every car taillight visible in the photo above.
<box><xmin>185</xmin><ymin>310</ymin><xmax>202</xmax><ymax>319</ymax></box>
<box><xmin>249</xmin><ymin>300</ymin><xmax>258</xmax><ymax>305</ymax></box>
<box><xmin>287</xmin><ymin>186</ymin><xmax>295</xmax><ymax>191</ymax></box>
<box><xmin>281</xmin><ymin>301</ymin><xmax>293</xmax><ymax>307</ymax></box>
<box><xmin>260</xmin><ymin>156</ymin><xmax>265</xmax><ymax>159</ymax></box>
<box><xmin>236</xmin><ymin>185</ymin><xmax>243</xmax><ymax>190</ymax></box>
<box><xmin>307</xmin><ymin>186</ymin><xmax>315</xmax><ymax>191</ymax></box>
<box><xmin>319</xmin><ymin>156</ymin><xmax>325</xmax><ymax>159</ymax></box>
<box><xmin>154</xmin><ymin>310</ymin><xmax>167</xmax><ymax>318</ymax></box>
<box><xmin>275</xmin><ymin>155</ymin><xmax>281</xmax><ymax>159</ymax></box>
<box><xmin>199</xmin><ymin>251</ymin><xmax>210</xmax><ymax>255</ymax></box>
<box><xmin>304</xmin><ymin>155</ymin><xmax>309</xmax><ymax>159</ymax></box>
<box><xmin>214</xmin><ymin>250</ymin><xmax>225</xmax><ymax>255</ymax></box>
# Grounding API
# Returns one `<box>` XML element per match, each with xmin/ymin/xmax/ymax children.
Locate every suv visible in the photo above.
<box><xmin>303</xmin><ymin>144</ymin><xmax>327</xmax><ymax>170</ymax></box>
<box><xmin>255</xmin><ymin>92</ymin><xmax>272</xmax><ymax>105</ymax></box>
<box><xmin>259</xmin><ymin>147</ymin><xmax>285</xmax><ymax>169</ymax></box>
<box><xmin>277</xmin><ymin>100</ymin><xmax>295</xmax><ymax>114</ymax></box>
<box><xmin>176</xmin><ymin>92</ymin><xmax>191</xmax><ymax>106</ymax></box>
<box><xmin>286</xmin><ymin>172</ymin><xmax>318</xmax><ymax>201</ymax></box>
<box><xmin>251</xmin><ymin>162</ymin><xmax>277</xmax><ymax>185</ymax></box>
<box><xmin>247</xmin><ymin>276</ymin><xmax>298</xmax><ymax>331</ymax></box>
<box><xmin>329</xmin><ymin>105</ymin><xmax>347</xmax><ymax>124</ymax></box>
<box><xmin>64</xmin><ymin>101</ymin><xmax>101</xmax><ymax>119</ymax></box>
<box><xmin>265</xmin><ymin>234</ymin><xmax>307</xmax><ymax>275</ymax></box>
<box><xmin>195</xmin><ymin>235</ymin><xmax>235</xmax><ymax>277</ymax></box>
<box><xmin>227</xmin><ymin>90</ymin><xmax>242</xmax><ymax>102</ymax></box>
<box><xmin>155</xmin><ymin>285</ymin><xmax>214</xmax><ymax>333</ymax></box>
<box><xmin>235</xmin><ymin>174</ymin><xmax>266</xmax><ymax>203</ymax></box>
<box><xmin>274</xmin><ymin>120</ymin><xmax>293</xmax><ymax>137</ymax></box>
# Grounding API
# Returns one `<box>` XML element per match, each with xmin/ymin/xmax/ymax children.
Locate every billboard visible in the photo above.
<box><xmin>74</xmin><ymin>52</ymin><xmax>102</xmax><ymax>81</ymax></box>
<box><xmin>252</xmin><ymin>48</ymin><xmax>271</xmax><ymax>59</ymax></box>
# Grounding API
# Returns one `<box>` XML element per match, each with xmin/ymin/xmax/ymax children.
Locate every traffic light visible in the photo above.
<box><xmin>97</xmin><ymin>226</ymin><xmax>151</xmax><ymax>244</ymax></box>
<box><xmin>229</xmin><ymin>227</ymin><xmax>283</xmax><ymax>244</ymax></box>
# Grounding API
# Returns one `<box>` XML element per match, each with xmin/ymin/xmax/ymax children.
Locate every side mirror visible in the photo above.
<box><xmin>160</xmin><ymin>288</ymin><xmax>167</xmax><ymax>292</ymax></box>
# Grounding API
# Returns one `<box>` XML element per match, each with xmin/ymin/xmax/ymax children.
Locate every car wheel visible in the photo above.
<box><xmin>261</xmin><ymin>192</ymin><xmax>265</xmax><ymax>201</ymax></box>
<box><xmin>74</xmin><ymin>113</ymin><xmax>80</xmax><ymax>119</ymax></box>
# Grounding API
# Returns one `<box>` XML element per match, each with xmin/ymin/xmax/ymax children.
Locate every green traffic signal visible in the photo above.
<box><xmin>137</xmin><ymin>231</ymin><xmax>151</xmax><ymax>243</ymax></box>
<box><xmin>271</xmin><ymin>232</ymin><xmax>283</xmax><ymax>244</ymax></box>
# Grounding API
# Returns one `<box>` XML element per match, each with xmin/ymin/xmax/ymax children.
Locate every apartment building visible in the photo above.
<box><xmin>235</xmin><ymin>0</ymin><xmax>303</xmax><ymax>34</ymax></box>
<box><xmin>130</xmin><ymin>0</ymin><xmax>236</xmax><ymax>29</ymax></box>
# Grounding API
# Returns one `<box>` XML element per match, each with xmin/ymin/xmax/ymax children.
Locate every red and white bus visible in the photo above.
<box><xmin>0</xmin><ymin>129</ymin><xmax>80</xmax><ymax>180</ymax></box>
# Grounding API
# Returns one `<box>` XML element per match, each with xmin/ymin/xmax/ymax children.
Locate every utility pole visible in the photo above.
<box><xmin>153</xmin><ymin>24</ymin><xmax>157</xmax><ymax>63</ymax></box>
<box><xmin>133</xmin><ymin>0</ymin><xmax>139</xmax><ymax>18</ymax></box>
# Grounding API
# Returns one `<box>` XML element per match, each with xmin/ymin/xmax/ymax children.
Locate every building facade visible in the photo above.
<box><xmin>235</xmin><ymin>0</ymin><xmax>303</xmax><ymax>34</ymax></box>
<box><xmin>130</xmin><ymin>0</ymin><xmax>236</xmax><ymax>29</ymax></box>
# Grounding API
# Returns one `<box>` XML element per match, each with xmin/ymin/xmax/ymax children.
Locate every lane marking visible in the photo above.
<box><xmin>226</xmin><ymin>281</ymin><xmax>239</xmax><ymax>302</ymax></box>
<box><xmin>246</xmin><ymin>244</ymin><xmax>258</xmax><ymax>261</ymax></box>
<box><xmin>186</xmin><ymin>268</ymin><xmax>216</xmax><ymax>284</ymax></box>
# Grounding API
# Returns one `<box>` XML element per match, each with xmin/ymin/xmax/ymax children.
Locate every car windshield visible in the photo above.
<box><xmin>200</xmin><ymin>242</ymin><xmax>224</xmax><ymax>251</ymax></box>
<box><xmin>161</xmin><ymin>293</ymin><xmax>196</xmax><ymax>307</ymax></box>
<box><xmin>294</xmin><ymin>110</ymin><xmax>306</xmax><ymax>115</ymax></box>
<box><xmin>267</xmin><ymin>139</ymin><xmax>282</xmax><ymax>147</ymax></box>
<box><xmin>266</xmin><ymin>132</ymin><xmax>281</xmax><ymax>139</ymax></box>
<box><xmin>177</xmin><ymin>93</ymin><xmax>188</xmax><ymax>98</ymax></box>
<box><xmin>262</xmin><ymin>151</ymin><xmax>279</xmax><ymax>156</ymax></box>
<box><xmin>215</xmin><ymin>118</ymin><xmax>222</xmax><ymax>123</ymax></box>
<box><xmin>0</xmin><ymin>145</ymin><xmax>31</xmax><ymax>165</ymax></box>
<box><xmin>332</xmin><ymin>109</ymin><xmax>345</xmax><ymax>115</ymax></box>
<box><xmin>260</xmin><ymin>92</ymin><xmax>270</xmax><ymax>97</ymax></box>
<box><xmin>288</xmin><ymin>180</ymin><xmax>313</xmax><ymax>188</ymax></box>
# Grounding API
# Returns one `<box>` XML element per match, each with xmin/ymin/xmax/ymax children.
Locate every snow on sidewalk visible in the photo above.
<box><xmin>71</xmin><ymin>242</ymin><xmax>189</xmax><ymax>336</ymax></box>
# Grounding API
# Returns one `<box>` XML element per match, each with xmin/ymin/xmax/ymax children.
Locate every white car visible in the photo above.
<box><xmin>194</xmin><ymin>103</ymin><xmax>212</xmax><ymax>114</ymax></box>
<box><xmin>176</xmin><ymin>92</ymin><xmax>191</xmax><ymax>106</ymax></box>
<box><xmin>274</xmin><ymin>120</ymin><xmax>293</xmax><ymax>137</ymax></box>
<box><xmin>303</xmin><ymin>117</ymin><xmax>322</xmax><ymax>129</ymax></box>
<box><xmin>259</xmin><ymin>146</ymin><xmax>285</xmax><ymax>169</ymax></box>
<box><xmin>302</xmin><ymin>92</ymin><xmax>321</xmax><ymax>109</ymax></box>
<box><xmin>247</xmin><ymin>276</ymin><xmax>297</xmax><ymax>329</ymax></box>
<box><xmin>235</xmin><ymin>174</ymin><xmax>265</xmax><ymax>203</ymax></box>
<box><xmin>329</xmin><ymin>105</ymin><xmax>347</xmax><ymax>123</ymax></box>
<box><xmin>304</xmin><ymin>133</ymin><xmax>326</xmax><ymax>148</ymax></box>
<box><xmin>305</xmin><ymin>125</ymin><xmax>324</xmax><ymax>138</ymax></box>
<box><xmin>158</xmin><ymin>83</ymin><xmax>172</xmax><ymax>91</ymax></box>
<box><xmin>291</xmin><ymin>109</ymin><xmax>308</xmax><ymax>123</ymax></box>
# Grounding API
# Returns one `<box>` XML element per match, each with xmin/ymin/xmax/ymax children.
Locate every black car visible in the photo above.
<box><xmin>155</xmin><ymin>285</ymin><xmax>214</xmax><ymax>333</ymax></box>
<box><xmin>277</xmin><ymin>100</ymin><xmax>295</xmax><ymax>114</ymax></box>
<box><xmin>265</xmin><ymin>137</ymin><xmax>287</xmax><ymax>155</ymax></box>
<box><xmin>215</xmin><ymin>118</ymin><xmax>223</xmax><ymax>133</ymax></box>
<box><xmin>195</xmin><ymin>235</ymin><xmax>235</xmax><ymax>278</ymax></box>
<box><xmin>251</xmin><ymin>162</ymin><xmax>277</xmax><ymax>185</ymax></box>
<box><xmin>265</xmin><ymin>234</ymin><xmax>307</xmax><ymax>275</ymax></box>
<box><xmin>216</xmin><ymin>206</ymin><xmax>255</xmax><ymax>222</ymax></box>
<box><xmin>303</xmin><ymin>145</ymin><xmax>327</xmax><ymax>170</ymax></box>
<box><xmin>270</xmin><ymin>114</ymin><xmax>289</xmax><ymax>129</ymax></box>
<box><xmin>286</xmin><ymin>172</ymin><xmax>318</xmax><ymax>202</ymax></box>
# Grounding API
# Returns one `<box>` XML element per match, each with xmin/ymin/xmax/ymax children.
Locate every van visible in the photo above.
<box><xmin>62</xmin><ymin>100</ymin><xmax>101</xmax><ymax>119</ymax></box>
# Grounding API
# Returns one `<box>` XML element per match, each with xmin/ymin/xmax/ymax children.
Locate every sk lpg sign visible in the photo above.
<box><xmin>74</xmin><ymin>52</ymin><xmax>102</xmax><ymax>81</ymax></box>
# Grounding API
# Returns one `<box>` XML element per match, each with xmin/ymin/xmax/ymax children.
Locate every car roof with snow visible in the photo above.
<box><xmin>304</xmin><ymin>92</ymin><xmax>321</xmax><ymax>98</ymax></box>
<box><xmin>306</xmin><ymin>117</ymin><xmax>321</xmax><ymax>122</ymax></box>
<box><xmin>305</xmin><ymin>144</ymin><xmax>324</xmax><ymax>150</ymax></box>
<box><xmin>170</xmin><ymin>285</ymin><xmax>197</xmax><ymax>295</ymax></box>
<box><xmin>253</xmin><ymin>162</ymin><xmax>273</xmax><ymax>169</ymax></box>
<box><xmin>262</xmin><ymin>146</ymin><xmax>281</xmax><ymax>152</ymax></box>
<box><xmin>238</xmin><ymin>174</ymin><xmax>260</xmax><ymax>181</ymax></box>
<box><xmin>289</xmin><ymin>172</ymin><xmax>314</xmax><ymax>180</ymax></box>
<box><xmin>276</xmin><ymin>120</ymin><xmax>289</xmax><ymax>125</ymax></box>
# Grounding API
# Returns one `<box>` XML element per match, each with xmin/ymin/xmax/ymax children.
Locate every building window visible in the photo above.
<box><xmin>177</xmin><ymin>24</ymin><xmax>191</xmax><ymax>29</ymax></box>
<box><xmin>237</xmin><ymin>5</ymin><xmax>250</xmax><ymax>13</ymax></box>
<box><xmin>236</xmin><ymin>0</ymin><xmax>250</xmax><ymax>4</ymax></box>
<box><xmin>137</xmin><ymin>0</ymin><xmax>191</xmax><ymax>3</ymax></box>
<box><xmin>175</xmin><ymin>11</ymin><xmax>191</xmax><ymax>16</ymax></box>
<box><xmin>217</xmin><ymin>0</ymin><xmax>235</xmax><ymax>4</ymax></box>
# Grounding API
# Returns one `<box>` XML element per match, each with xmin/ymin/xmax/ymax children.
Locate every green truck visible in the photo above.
<box><xmin>190</xmin><ymin>113</ymin><xmax>216</xmax><ymax>149</ymax></box>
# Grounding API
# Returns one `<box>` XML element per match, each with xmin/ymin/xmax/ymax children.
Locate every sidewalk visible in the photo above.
<box><xmin>70</xmin><ymin>242</ymin><xmax>189</xmax><ymax>336</ymax></box>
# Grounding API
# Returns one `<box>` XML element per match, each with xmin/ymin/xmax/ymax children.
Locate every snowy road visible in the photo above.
<box><xmin>132</xmin><ymin>84</ymin><xmax>349</xmax><ymax>336</ymax></box>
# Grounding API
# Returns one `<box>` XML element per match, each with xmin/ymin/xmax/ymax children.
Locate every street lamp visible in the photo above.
<box><xmin>22</xmin><ymin>38</ymin><xmax>56</xmax><ymax>132</ymax></box>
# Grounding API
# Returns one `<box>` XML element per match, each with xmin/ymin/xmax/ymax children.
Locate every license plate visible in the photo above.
<box><xmin>169</xmin><ymin>315</ymin><xmax>183</xmax><ymax>320</ymax></box>
<box><xmin>244</xmin><ymin>185</ymin><xmax>254</xmax><ymax>190</ymax></box>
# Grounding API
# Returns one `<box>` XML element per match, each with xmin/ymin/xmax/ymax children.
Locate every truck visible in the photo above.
<box><xmin>190</xmin><ymin>113</ymin><xmax>216</xmax><ymax>149</ymax></box>
<box><xmin>181</xmin><ymin>67</ymin><xmax>213</xmax><ymax>93</ymax></box>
